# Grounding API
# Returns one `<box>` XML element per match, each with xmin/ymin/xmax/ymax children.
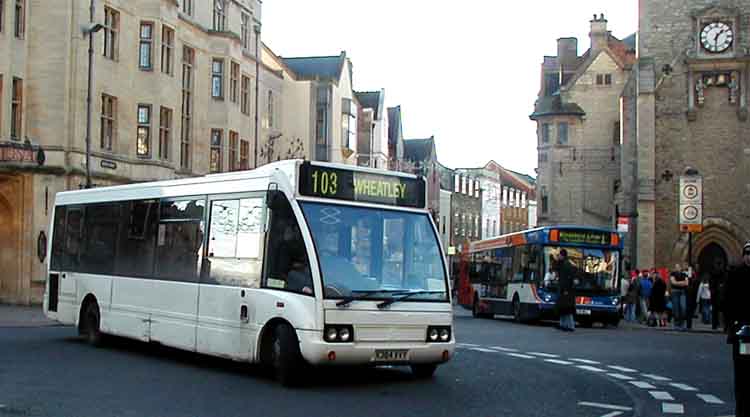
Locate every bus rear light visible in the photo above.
<box><xmin>328</xmin><ymin>351</ymin><xmax>336</xmax><ymax>361</ymax></box>
<box><xmin>611</xmin><ymin>233</ymin><xmax>620</xmax><ymax>246</ymax></box>
<box><xmin>549</xmin><ymin>230</ymin><xmax>559</xmax><ymax>242</ymax></box>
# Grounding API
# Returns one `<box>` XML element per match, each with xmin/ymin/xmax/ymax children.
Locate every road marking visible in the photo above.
<box><xmin>577</xmin><ymin>365</ymin><xmax>606</xmax><ymax>373</ymax></box>
<box><xmin>544</xmin><ymin>359</ymin><xmax>574</xmax><ymax>365</ymax></box>
<box><xmin>456</xmin><ymin>343</ymin><xmax>479</xmax><ymax>347</ymax></box>
<box><xmin>528</xmin><ymin>352</ymin><xmax>559</xmax><ymax>358</ymax></box>
<box><xmin>490</xmin><ymin>346</ymin><xmax>518</xmax><ymax>352</ymax></box>
<box><xmin>505</xmin><ymin>352</ymin><xmax>535</xmax><ymax>359</ymax></box>
<box><xmin>642</xmin><ymin>373</ymin><xmax>671</xmax><ymax>381</ymax></box>
<box><xmin>569</xmin><ymin>358</ymin><xmax>601</xmax><ymax>365</ymax></box>
<box><xmin>607</xmin><ymin>373</ymin><xmax>634</xmax><ymax>381</ymax></box>
<box><xmin>669</xmin><ymin>383</ymin><xmax>698</xmax><ymax>392</ymax></box>
<box><xmin>648</xmin><ymin>391</ymin><xmax>675</xmax><ymax>400</ymax></box>
<box><xmin>578</xmin><ymin>402</ymin><xmax>633</xmax><ymax>411</ymax></box>
<box><xmin>469</xmin><ymin>347</ymin><xmax>497</xmax><ymax>353</ymax></box>
<box><xmin>629</xmin><ymin>381</ymin><xmax>657</xmax><ymax>389</ymax></box>
<box><xmin>599</xmin><ymin>412</ymin><xmax>624</xmax><ymax>417</ymax></box>
<box><xmin>607</xmin><ymin>365</ymin><xmax>638</xmax><ymax>373</ymax></box>
<box><xmin>696</xmin><ymin>394</ymin><xmax>724</xmax><ymax>404</ymax></box>
<box><xmin>661</xmin><ymin>403</ymin><xmax>685</xmax><ymax>414</ymax></box>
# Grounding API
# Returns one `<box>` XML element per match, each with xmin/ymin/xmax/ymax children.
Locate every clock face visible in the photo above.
<box><xmin>701</xmin><ymin>22</ymin><xmax>733</xmax><ymax>53</ymax></box>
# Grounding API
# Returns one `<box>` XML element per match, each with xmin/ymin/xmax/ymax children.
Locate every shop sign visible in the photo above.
<box><xmin>0</xmin><ymin>142</ymin><xmax>45</xmax><ymax>165</ymax></box>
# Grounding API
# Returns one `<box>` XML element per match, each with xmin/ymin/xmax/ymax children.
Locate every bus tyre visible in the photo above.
<box><xmin>82</xmin><ymin>302</ymin><xmax>103</xmax><ymax>347</ymax></box>
<box><xmin>513</xmin><ymin>297</ymin><xmax>522</xmax><ymax>323</ymax></box>
<box><xmin>411</xmin><ymin>363</ymin><xmax>437</xmax><ymax>379</ymax></box>
<box><xmin>472</xmin><ymin>299</ymin><xmax>480</xmax><ymax>318</ymax></box>
<box><xmin>272</xmin><ymin>324</ymin><xmax>303</xmax><ymax>387</ymax></box>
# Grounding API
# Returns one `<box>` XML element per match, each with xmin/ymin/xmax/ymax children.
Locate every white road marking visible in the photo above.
<box><xmin>569</xmin><ymin>358</ymin><xmax>601</xmax><ymax>365</ymax></box>
<box><xmin>577</xmin><ymin>365</ymin><xmax>606</xmax><ymax>373</ymax></box>
<box><xmin>577</xmin><ymin>402</ymin><xmax>633</xmax><ymax>411</ymax></box>
<box><xmin>607</xmin><ymin>365</ymin><xmax>638</xmax><ymax>373</ymax></box>
<box><xmin>599</xmin><ymin>412</ymin><xmax>624</xmax><ymax>417</ymax></box>
<box><xmin>469</xmin><ymin>347</ymin><xmax>498</xmax><ymax>353</ymax></box>
<box><xmin>661</xmin><ymin>403</ymin><xmax>685</xmax><ymax>414</ymax></box>
<box><xmin>528</xmin><ymin>352</ymin><xmax>559</xmax><ymax>358</ymax></box>
<box><xmin>696</xmin><ymin>394</ymin><xmax>724</xmax><ymax>404</ymax></box>
<box><xmin>456</xmin><ymin>343</ymin><xmax>479</xmax><ymax>347</ymax></box>
<box><xmin>607</xmin><ymin>373</ymin><xmax>634</xmax><ymax>381</ymax></box>
<box><xmin>505</xmin><ymin>353</ymin><xmax>536</xmax><ymax>359</ymax></box>
<box><xmin>642</xmin><ymin>373</ymin><xmax>671</xmax><ymax>381</ymax></box>
<box><xmin>544</xmin><ymin>359</ymin><xmax>574</xmax><ymax>365</ymax></box>
<box><xmin>629</xmin><ymin>381</ymin><xmax>657</xmax><ymax>389</ymax></box>
<box><xmin>490</xmin><ymin>346</ymin><xmax>518</xmax><ymax>352</ymax></box>
<box><xmin>648</xmin><ymin>391</ymin><xmax>675</xmax><ymax>401</ymax></box>
<box><xmin>669</xmin><ymin>383</ymin><xmax>698</xmax><ymax>392</ymax></box>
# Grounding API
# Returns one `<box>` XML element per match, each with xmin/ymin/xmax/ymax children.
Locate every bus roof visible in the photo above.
<box><xmin>469</xmin><ymin>225</ymin><xmax>623</xmax><ymax>253</ymax></box>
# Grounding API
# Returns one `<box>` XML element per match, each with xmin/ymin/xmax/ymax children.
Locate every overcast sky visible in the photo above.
<box><xmin>262</xmin><ymin>1</ymin><xmax>638</xmax><ymax>176</ymax></box>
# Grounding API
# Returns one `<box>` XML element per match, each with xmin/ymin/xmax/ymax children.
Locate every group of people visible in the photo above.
<box><xmin>621</xmin><ymin>264</ymin><xmax>722</xmax><ymax>331</ymax></box>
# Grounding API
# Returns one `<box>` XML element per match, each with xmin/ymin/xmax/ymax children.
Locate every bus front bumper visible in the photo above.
<box><xmin>297</xmin><ymin>330</ymin><xmax>455</xmax><ymax>366</ymax></box>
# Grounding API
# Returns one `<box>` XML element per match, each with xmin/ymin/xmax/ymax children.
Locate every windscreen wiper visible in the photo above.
<box><xmin>376</xmin><ymin>291</ymin><xmax>446</xmax><ymax>309</ymax></box>
<box><xmin>335</xmin><ymin>290</ymin><xmax>396</xmax><ymax>307</ymax></box>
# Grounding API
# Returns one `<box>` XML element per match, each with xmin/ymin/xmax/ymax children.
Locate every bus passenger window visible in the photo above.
<box><xmin>116</xmin><ymin>200</ymin><xmax>158</xmax><ymax>277</ymax></box>
<box><xmin>63</xmin><ymin>208</ymin><xmax>84</xmax><ymax>270</ymax></box>
<box><xmin>205</xmin><ymin>197</ymin><xmax>263</xmax><ymax>288</ymax></box>
<box><xmin>264</xmin><ymin>193</ymin><xmax>312</xmax><ymax>295</ymax></box>
<box><xmin>50</xmin><ymin>206</ymin><xmax>67</xmax><ymax>271</ymax></box>
<box><xmin>156</xmin><ymin>199</ymin><xmax>205</xmax><ymax>282</ymax></box>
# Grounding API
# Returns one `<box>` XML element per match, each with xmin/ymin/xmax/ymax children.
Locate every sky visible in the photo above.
<box><xmin>262</xmin><ymin>1</ymin><xmax>638</xmax><ymax>177</ymax></box>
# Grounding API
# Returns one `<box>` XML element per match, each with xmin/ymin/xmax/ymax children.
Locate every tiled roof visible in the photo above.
<box><xmin>403</xmin><ymin>137</ymin><xmax>435</xmax><ymax>162</ymax></box>
<box><xmin>281</xmin><ymin>54</ymin><xmax>345</xmax><ymax>80</ymax></box>
<box><xmin>355</xmin><ymin>91</ymin><xmax>382</xmax><ymax>118</ymax></box>
<box><xmin>622</xmin><ymin>33</ymin><xmax>636</xmax><ymax>51</ymax></box>
<box><xmin>530</xmin><ymin>95</ymin><xmax>586</xmax><ymax>120</ymax></box>
<box><xmin>607</xmin><ymin>35</ymin><xmax>637</xmax><ymax>67</ymax></box>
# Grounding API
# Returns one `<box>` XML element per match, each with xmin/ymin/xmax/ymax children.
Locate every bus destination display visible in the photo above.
<box><xmin>298</xmin><ymin>163</ymin><xmax>426</xmax><ymax>208</ymax></box>
<box><xmin>557</xmin><ymin>230</ymin><xmax>610</xmax><ymax>245</ymax></box>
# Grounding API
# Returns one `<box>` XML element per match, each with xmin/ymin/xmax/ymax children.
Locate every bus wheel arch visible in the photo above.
<box><xmin>78</xmin><ymin>294</ymin><xmax>103</xmax><ymax>346</ymax></box>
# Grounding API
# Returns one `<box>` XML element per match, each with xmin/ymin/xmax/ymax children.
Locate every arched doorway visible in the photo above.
<box><xmin>697</xmin><ymin>242</ymin><xmax>728</xmax><ymax>278</ymax></box>
<box><xmin>0</xmin><ymin>192</ymin><xmax>20</xmax><ymax>302</ymax></box>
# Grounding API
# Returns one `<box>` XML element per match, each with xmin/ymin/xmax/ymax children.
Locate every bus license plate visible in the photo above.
<box><xmin>576</xmin><ymin>309</ymin><xmax>592</xmax><ymax>315</ymax></box>
<box><xmin>374</xmin><ymin>349</ymin><xmax>409</xmax><ymax>362</ymax></box>
<box><xmin>741</xmin><ymin>343</ymin><xmax>750</xmax><ymax>355</ymax></box>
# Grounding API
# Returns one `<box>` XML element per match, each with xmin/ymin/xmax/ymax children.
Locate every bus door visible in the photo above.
<box><xmin>198</xmin><ymin>193</ymin><xmax>265</xmax><ymax>359</ymax></box>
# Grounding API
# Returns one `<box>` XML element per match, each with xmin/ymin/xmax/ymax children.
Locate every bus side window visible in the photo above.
<box><xmin>263</xmin><ymin>193</ymin><xmax>313</xmax><ymax>295</ymax></box>
<box><xmin>510</xmin><ymin>246</ymin><xmax>524</xmax><ymax>283</ymax></box>
<box><xmin>63</xmin><ymin>207</ymin><xmax>84</xmax><ymax>271</ymax></box>
<box><xmin>115</xmin><ymin>200</ymin><xmax>159</xmax><ymax>277</ymax></box>
<box><xmin>50</xmin><ymin>206</ymin><xmax>67</xmax><ymax>271</ymax></box>
<box><xmin>81</xmin><ymin>203</ymin><xmax>121</xmax><ymax>275</ymax></box>
<box><xmin>157</xmin><ymin>199</ymin><xmax>206</xmax><ymax>283</ymax></box>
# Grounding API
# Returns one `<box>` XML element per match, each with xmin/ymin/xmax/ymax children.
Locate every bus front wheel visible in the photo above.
<box><xmin>81</xmin><ymin>301</ymin><xmax>103</xmax><ymax>347</ymax></box>
<box><xmin>271</xmin><ymin>324</ymin><xmax>304</xmax><ymax>387</ymax></box>
<box><xmin>411</xmin><ymin>364</ymin><xmax>437</xmax><ymax>379</ymax></box>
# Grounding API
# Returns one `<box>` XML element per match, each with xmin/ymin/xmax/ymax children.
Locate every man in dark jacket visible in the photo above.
<box><xmin>725</xmin><ymin>241</ymin><xmax>750</xmax><ymax>417</ymax></box>
<box><xmin>556</xmin><ymin>249</ymin><xmax>576</xmax><ymax>332</ymax></box>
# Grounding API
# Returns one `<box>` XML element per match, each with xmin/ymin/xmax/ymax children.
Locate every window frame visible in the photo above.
<box><xmin>557</xmin><ymin>122</ymin><xmax>568</xmax><ymax>145</ymax></box>
<box><xmin>241</xmin><ymin>12</ymin><xmax>251</xmax><ymax>51</ymax></box>
<box><xmin>213</xmin><ymin>0</ymin><xmax>226</xmax><ymax>31</ymax></box>
<box><xmin>211</xmin><ymin>58</ymin><xmax>224</xmax><ymax>99</ymax></box>
<box><xmin>138</xmin><ymin>21</ymin><xmax>154</xmax><ymax>70</ymax></box>
<box><xmin>210</xmin><ymin>129</ymin><xmax>223</xmax><ymax>173</ymax></box>
<box><xmin>161</xmin><ymin>25</ymin><xmax>174</xmax><ymax>76</ymax></box>
<box><xmin>240</xmin><ymin>139</ymin><xmax>249</xmax><ymax>170</ymax></box>
<box><xmin>182</xmin><ymin>0</ymin><xmax>193</xmax><ymax>16</ymax></box>
<box><xmin>228</xmin><ymin>130</ymin><xmax>238</xmax><ymax>171</ymax></box>
<box><xmin>0</xmin><ymin>0</ymin><xmax>4</xmax><ymax>33</ymax></box>
<box><xmin>10</xmin><ymin>77</ymin><xmax>22</xmax><ymax>140</ymax></box>
<box><xmin>159</xmin><ymin>106</ymin><xmax>172</xmax><ymax>161</ymax></box>
<box><xmin>241</xmin><ymin>74</ymin><xmax>251</xmax><ymax>115</ymax></box>
<box><xmin>14</xmin><ymin>0</ymin><xmax>23</xmax><ymax>39</ymax></box>
<box><xmin>103</xmin><ymin>7</ymin><xmax>119</xmax><ymax>60</ymax></box>
<box><xmin>230</xmin><ymin>61</ymin><xmax>239</xmax><ymax>104</ymax></box>
<box><xmin>100</xmin><ymin>93</ymin><xmax>117</xmax><ymax>151</ymax></box>
<box><xmin>137</xmin><ymin>104</ymin><xmax>152</xmax><ymax>157</ymax></box>
<box><xmin>181</xmin><ymin>46</ymin><xmax>195</xmax><ymax>170</ymax></box>
<box><xmin>541</xmin><ymin>123</ymin><xmax>550</xmax><ymax>144</ymax></box>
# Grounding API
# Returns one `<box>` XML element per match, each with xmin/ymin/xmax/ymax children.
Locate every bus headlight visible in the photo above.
<box><xmin>426</xmin><ymin>326</ymin><xmax>451</xmax><ymax>343</ymax></box>
<box><xmin>338</xmin><ymin>327</ymin><xmax>351</xmax><ymax>342</ymax></box>
<box><xmin>543</xmin><ymin>294</ymin><xmax>553</xmax><ymax>302</ymax></box>
<box><xmin>324</xmin><ymin>325</ymin><xmax>354</xmax><ymax>343</ymax></box>
<box><xmin>325</xmin><ymin>327</ymin><xmax>339</xmax><ymax>342</ymax></box>
<box><xmin>612</xmin><ymin>297</ymin><xmax>620</xmax><ymax>306</ymax></box>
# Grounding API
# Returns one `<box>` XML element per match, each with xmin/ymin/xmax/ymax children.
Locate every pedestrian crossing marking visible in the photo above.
<box><xmin>669</xmin><ymin>383</ymin><xmax>698</xmax><ymax>392</ymax></box>
<box><xmin>569</xmin><ymin>358</ymin><xmax>600</xmax><ymax>365</ymax></box>
<box><xmin>648</xmin><ymin>391</ymin><xmax>675</xmax><ymax>401</ymax></box>
<box><xmin>528</xmin><ymin>352</ymin><xmax>559</xmax><ymax>358</ymax></box>
<box><xmin>599</xmin><ymin>412</ymin><xmax>624</xmax><ymax>417</ymax></box>
<box><xmin>544</xmin><ymin>359</ymin><xmax>573</xmax><ymax>365</ymax></box>
<box><xmin>490</xmin><ymin>346</ymin><xmax>518</xmax><ymax>352</ymax></box>
<box><xmin>661</xmin><ymin>403</ymin><xmax>685</xmax><ymax>414</ymax></box>
<box><xmin>577</xmin><ymin>402</ymin><xmax>632</xmax><ymax>411</ymax></box>
<box><xmin>576</xmin><ymin>365</ymin><xmax>606</xmax><ymax>373</ymax></box>
<box><xmin>468</xmin><ymin>347</ymin><xmax>497</xmax><ymax>353</ymax></box>
<box><xmin>505</xmin><ymin>352</ymin><xmax>535</xmax><ymax>359</ymax></box>
<box><xmin>607</xmin><ymin>365</ymin><xmax>637</xmax><ymax>373</ymax></box>
<box><xmin>629</xmin><ymin>381</ymin><xmax>657</xmax><ymax>389</ymax></box>
<box><xmin>607</xmin><ymin>373</ymin><xmax>634</xmax><ymax>381</ymax></box>
<box><xmin>696</xmin><ymin>394</ymin><xmax>723</xmax><ymax>404</ymax></box>
<box><xmin>642</xmin><ymin>373</ymin><xmax>671</xmax><ymax>381</ymax></box>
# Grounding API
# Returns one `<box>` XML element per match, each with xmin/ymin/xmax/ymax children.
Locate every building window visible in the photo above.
<box><xmin>14</xmin><ymin>0</ymin><xmax>23</xmax><ymax>38</ymax></box>
<box><xmin>210</xmin><ymin>129</ymin><xmax>223</xmax><ymax>173</ymax></box>
<box><xmin>613</xmin><ymin>121</ymin><xmax>621</xmax><ymax>145</ymax></box>
<box><xmin>315</xmin><ymin>86</ymin><xmax>330</xmax><ymax>161</ymax></box>
<box><xmin>267</xmin><ymin>90</ymin><xmax>274</xmax><ymax>128</ymax></box>
<box><xmin>241</xmin><ymin>75</ymin><xmax>251</xmax><ymax>115</ymax></box>
<box><xmin>541</xmin><ymin>187</ymin><xmax>549</xmax><ymax>214</ymax></box>
<box><xmin>182</xmin><ymin>0</ymin><xmax>192</xmax><ymax>16</ymax></box>
<box><xmin>240</xmin><ymin>139</ymin><xmax>249</xmax><ymax>170</ymax></box>
<box><xmin>10</xmin><ymin>77</ymin><xmax>22</xmax><ymax>140</ymax></box>
<box><xmin>211</xmin><ymin>58</ymin><xmax>224</xmax><ymax>99</ymax></box>
<box><xmin>541</xmin><ymin>123</ymin><xmax>550</xmax><ymax>144</ymax></box>
<box><xmin>137</xmin><ymin>104</ymin><xmax>151</xmax><ymax>157</ymax></box>
<box><xmin>229</xmin><ymin>131</ymin><xmax>238</xmax><ymax>171</ymax></box>
<box><xmin>342</xmin><ymin>98</ymin><xmax>356</xmax><ymax>149</ymax></box>
<box><xmin>241</xmin><ymin>12</ymin><xmax>251</xmax><ymax>51</ymax></box>
<box><xmin>181</xmin><ymin>46</ymin><xmax>194</xmax><ymax>170</ymax></box>
<box><xmin>161</xmin><ymin>26</ymin><xmax>174</xmax><ymax>75</ymax></box>
<box><xmin>213</xmin><ymin>0</ymin><xmax>225</xmax><ymax>31</ymax></box>
<box><xmin>159</xmin><ymin>107</ymin><xmax>172</xmax><ymax>161</ymax></box>
<box><xmin>230</xmin><ymin>62</ymin><xmax>239</xmax><ymax>104</ymax></box>
<box><xmin>596</xmin><ymin>74</ymin><xmax>603</xmax><ymax>85</ymax></box>
<box><xmin>139</xmin><ymin>22</ymin><xmax>153</xmax><ymax>70</ymax></box>
<box><xmin>605</xmin><ymin>74</ymin><xmax>612</xmax><ymax>85</ymax></box>
<box><xmin>100</xmin><ymin>94</ymin><xmax>116</xmax><ymax>151</ymax></box>
<box><xmin>103</xmin><ymin>7</ymin><xmax>119</xmax><ymax>60</ymax></box>
<box><xmin>557</xmin><ymin>122</ymin><xmax>568</xmax><ymax>145</ymax></box>
<box><xmin>0</xmin><ymin>0</ymin><xmax>4</xmax><ymax>33</ymax></box>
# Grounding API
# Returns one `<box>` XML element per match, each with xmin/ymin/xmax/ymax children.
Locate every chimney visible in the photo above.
<box><xmin>557</xmin><ymin>37</ymin><xmax>579</xmax><ymax>69</ymax></box>
<box><xmin>590</xmin><ymin>13</ymin><xmax>609</xmax><ymax>52</ymax></box>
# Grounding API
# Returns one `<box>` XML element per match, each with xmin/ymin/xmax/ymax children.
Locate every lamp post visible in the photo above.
<box><xmin>82</xmin><ymin>0</ymin><xmax>104</xmax><ymax>189</ymax></box>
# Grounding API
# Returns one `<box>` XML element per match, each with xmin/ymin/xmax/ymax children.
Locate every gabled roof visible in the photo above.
<box><xmin>281</xmin><ymin>52</ymin><xmax>346</xmax><ymax>81</ymax></box>
<box><xmin>403</xmin><ymin>137</ymin><xmax>436</xmax><ymax>162</ymax></box>
<box><xmin>622</xmin><ymin>33</ymin><xmax>636</xmax><ymax>51</ymax></box>
<box><xmin>355</xmin><ymin>90</ymin><xmax>384</xmax><ymax>120</ymax></box>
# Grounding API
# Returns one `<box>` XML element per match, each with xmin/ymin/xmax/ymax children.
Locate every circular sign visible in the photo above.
<box><xmin>683</xmin><ymin>184</ymin><xmax>698</xmax><ymax>199</ymax></box>
<box><xmin>683</xmin><ymin>205</ymin><xmax>699</xmax><ymax>221</ymax></box>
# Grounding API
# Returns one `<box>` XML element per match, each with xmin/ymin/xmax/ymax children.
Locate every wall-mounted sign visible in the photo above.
<box><xmin>617</xmin><ymin>216</ymin><xmax>629</xmax><ymax>233</ymax></box>
<box><xmin>0</xmin><ymin>143</ymin><xmax>45</xmax><ymax>166</ymax></box>
<box><xmin>100</xmin><ymin>160</ymin><xmax>117</xmax><ymax>170</ymax></box>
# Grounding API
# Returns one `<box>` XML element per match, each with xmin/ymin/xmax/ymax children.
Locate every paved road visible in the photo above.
<box><xmin>0</xmin><ymin>309</ymin><xmax>735</xmax><ymax>417</ymax></box>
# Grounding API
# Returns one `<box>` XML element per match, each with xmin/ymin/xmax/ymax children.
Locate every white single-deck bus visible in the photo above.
<box><xmin>44</xmin><ymin>160</ymin><xmax>454</xmax><ymax>384</ymax></box>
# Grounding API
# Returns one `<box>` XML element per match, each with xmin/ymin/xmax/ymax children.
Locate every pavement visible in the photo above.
<box><xmin>0</xmin><ymin>304</ymin><xmax>57</xmax><ymax>328</ymax></box>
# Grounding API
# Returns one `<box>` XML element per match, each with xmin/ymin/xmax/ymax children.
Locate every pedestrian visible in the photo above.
<box><xmin>624</xmin><ymin>274</ymin><xmax>638</xmax><ymax>322</ymax></box>
<box><xmin>724</xmin><ymin>241</ymin><xmax>750</xmax><ymax>417</ymax></box>
<box><xmin>638</xmin><ymin>270</ymin><xmax>653</xmax><ymax>323</ymax></box>
<box><xmin>670</xmin><ymin>264</ymin><xmax>689</xmax><ymax>331</ymax></box>
<box><xmin>685</xmin><ymin>265</ymin><xmax>700</xmax><ymax>330</ymax></box>
<box><xmin>650</xmin><ymin>273</ymin><xmax>668</xmax><ymax>327</ymax></box>
<box><xmin>696</xmin><ymin>275</ymin><xmax>712</xmax><ymax>325</ymax></box>
<box><xmin>555</xmin><ymin>249</ymin><xmax>576</xmax><ymax>332</ymax></box>
<box><xmin>709</xmin><ymin>258</ymin><xmax>727</xmax><ymax>331</ymax></box>
<box><xmin>620</xmin><ymin>274</ymin><xmax>630</xmax><ymax>319</ymax></box>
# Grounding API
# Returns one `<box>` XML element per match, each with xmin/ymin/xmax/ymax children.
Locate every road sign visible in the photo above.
<box><xmin>679</xmin><ymin>175</ymin><xmax>703</xmax><ymax>232</ymax></box>
<box><xmin>617</xmin><ymin>216</ymin><xmax>629</xmax><ymax>233</ymax></box>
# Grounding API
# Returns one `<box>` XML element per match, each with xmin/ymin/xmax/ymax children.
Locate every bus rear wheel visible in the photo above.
<box><xmin>271</xmin><ymin>324</ymin><xmax>304</xmax><ymax>387</ymax></box>
<box><xmin>81</xmin><ymin>301</ymin><xmax>103</xmax><ymax>347</ymax></box>
<box><xmin>411</xmin><ymin>364</ymin><xmax>437</xmax><ymax>379</ymax></box>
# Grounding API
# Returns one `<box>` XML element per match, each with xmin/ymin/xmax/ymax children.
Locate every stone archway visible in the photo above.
<box><xmin>671</xmin><ymin>217</ymin><xmax>747</xmax><ymax>270</ymax></box>
<box><xmin>0</xmin><ymin>188</ymin><xmax>20</xmax><ymax>303</ymax></box>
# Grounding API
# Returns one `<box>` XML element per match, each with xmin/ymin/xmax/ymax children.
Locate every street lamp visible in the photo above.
<box><xmin>81</xmin><ymin>0</ymin><xmax>104</xmax><ymax>189</ymax></box>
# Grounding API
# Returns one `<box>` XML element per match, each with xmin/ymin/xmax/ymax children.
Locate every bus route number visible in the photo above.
<box><xmin>311</xmin><ymin>170</ymin><xmax>338</xmax><ymax>196</ymax></box>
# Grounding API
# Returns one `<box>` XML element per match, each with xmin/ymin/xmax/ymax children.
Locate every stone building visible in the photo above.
<box><xmin>403</xmin><ymin>136</ymin><xmax>440</xmax><ymax>220</ymax></box>
<box><xmin>630</xmin><ymin>0</ymin><xmax>750</xmax><ymax>271</ymax></box>
<box><xmin>449</xmin><ymin>170</ymin><xmax>482</xmax><ymax>274</ymax></box>
<box><xmin>531</xmin><ymin>15</ymin><xmax>636</xmax><ymax>229</ymax></box>
<box><xmin>0</xmin><ymin>0</ymin><xmax>283</xmax><ymax>304</ymax></box>
<box><xmin>387</xmin><ymin>106</ymin><xmax>405</xmax><ymax>171</ymax></box>
<box><xmin>355</xmin><ymin>89</ymin><xmax>388</xmax><ymax>169</ymax></box>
